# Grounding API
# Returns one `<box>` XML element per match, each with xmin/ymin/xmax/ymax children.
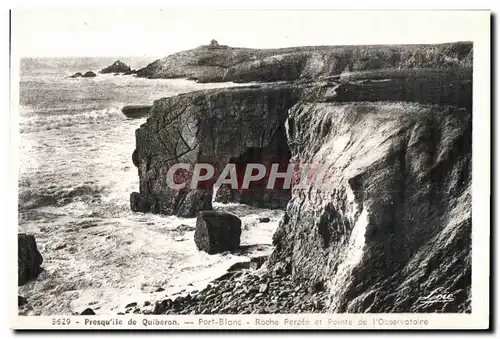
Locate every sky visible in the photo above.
<box><xmin>11</xmin><ymin>9</ymin><xmax>485</xmax><ymax>57</ymax></box>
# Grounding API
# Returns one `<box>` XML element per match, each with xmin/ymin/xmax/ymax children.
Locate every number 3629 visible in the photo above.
<box><xmin>51</xmin><ymin>318</ymin><xmax>71</xmax><ymax>326</ymax></box>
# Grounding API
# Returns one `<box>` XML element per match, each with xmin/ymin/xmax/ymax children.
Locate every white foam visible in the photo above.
<box><xmin>19</xmin><ymin>106</ymin><xmax>126</xmax><ymax>133</ymax></box>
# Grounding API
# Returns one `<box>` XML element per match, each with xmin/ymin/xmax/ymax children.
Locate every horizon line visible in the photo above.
<box><xmin>16</xmin><ymin>40</ymin><xmax>471</xmax><ymax>59</ymax></box>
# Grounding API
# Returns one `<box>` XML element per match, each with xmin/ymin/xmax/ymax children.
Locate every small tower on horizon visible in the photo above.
<box><xmin>209</xmin><ymin>39</ymin><xmax>219</xmax><ymax>47</ymax></box>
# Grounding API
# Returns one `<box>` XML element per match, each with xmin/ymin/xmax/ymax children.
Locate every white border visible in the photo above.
<box><xmin>5</xmin><ymin>6</ymin><xmax>492</xmax><ymax>333</ymax></box>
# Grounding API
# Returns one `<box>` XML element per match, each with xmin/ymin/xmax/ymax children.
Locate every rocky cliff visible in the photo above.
<box><xmin>136</xmin><ymin>42</ymin><xmax>472</xmax><ymax>83</ymax></box>
<box><xmin>131</xmin><ymin>84</ymin><xmax>299</xmax><ymax>217</ymax></box>
<box><xmin>270</xmin><ymin>101</ymin><xmax>471</xmax><ymax>313</ymax></box>
<box><xmin>132</xmin><ymin>51</ymin><xmax>472</xmax><ymax>312</ymax></box>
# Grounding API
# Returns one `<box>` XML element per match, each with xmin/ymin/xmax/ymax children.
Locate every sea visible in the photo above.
<box><xmin>17</xmin><ymin>57</ymin><xmax>282</xmax><ymax>316</ymax></box>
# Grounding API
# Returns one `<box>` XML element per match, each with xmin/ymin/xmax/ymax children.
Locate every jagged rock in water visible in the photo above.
<box><xmin>214</xmin><ymin>184</ymin><xmax>237</xmax><ymax>204</ymax></box>
<box><xmin>69</xmin><ymin>72</ymin><xmax>83</xmax><ymax>78</ymax></box>
<box><xmin>194</xmin><ymin>211</ymin><xmax>242</xmax><ymax>254</ymax></box>
<box><xmin>18</xmin><ymin>233</ymin><xmax>43</xmax><ymax>286</ymax></box>
<box><xmin>130</xmin><ymin>84</ymin><xmax>297</xmax><ymax>217</ymax></box>
<box><xmin>99</xmin><ymin>60</ymin><xmax>131</xmax><ymax>74</ymax></box>
<box><xmin>269</xmin><ymin>79</ymin><xmax>472</xmax><ymax>312</ymax></box>
<box><xmin>82</xmin><ymin>71</ymin><xmax>97</xmax><ymax>78</ymax></box>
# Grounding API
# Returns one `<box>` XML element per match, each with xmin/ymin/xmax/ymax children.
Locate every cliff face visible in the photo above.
<box><xmin>270</xmin><ymin>101</ymin><xmax>471</xmax><ymax>312</ymax></box>
<box><xmin>266</xmin><ymin>67</ymin><xmax>472</xmax><ymax>313</ymax></box>
<box><xmin>136</xmin><ymin>42</ymin><xmax>472</xmax><ymax>83</ymax></box>
<box><xmin>132</xmin><ymin>65</ymin><xmax>472</xmax><ymax>312</ymax></box>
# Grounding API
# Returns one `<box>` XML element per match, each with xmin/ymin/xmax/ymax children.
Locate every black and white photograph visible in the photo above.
<box><xmin>10</xmin><ymin>9</ymin><xmax>490</xmax><ymax>330</ymax></box>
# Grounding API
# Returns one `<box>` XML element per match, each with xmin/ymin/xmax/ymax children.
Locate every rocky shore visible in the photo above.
<box><xmin>125</xmin><ymin>262</ymin><xmax>327</xmax><ymax>315</ymax></box>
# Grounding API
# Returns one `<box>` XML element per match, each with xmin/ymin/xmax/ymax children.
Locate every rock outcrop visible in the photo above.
<box><xmin>136</xmin><ymin>42</ymin><xmax>472</xmax><ymax>83</ymax></box>
<box><xmin>100</xmin><ymin>60</ymin><xmax>132</xmax><ymax>74</ymax></box>
<box><xmin>269</xmin><ymin>100</ymin><xmax>471</xmax><ymax>313</ymax></box>
<box><xmin>82</xmin><ymin>71</ymin><xmax>97</xmax><ymax>78</ymax></box>
<box><xmin>194</xmin><ymin>211</ymin><xmax>242</xmax><ymax>254</ymax></box>
<box><xmin>132</xmin><ymin>43</ymin><xmax>472</xmax><ymax>313</ymax></box>
<box><xmin>18</xmin><ymin>234</ymin><xmax>43</xmax><ymax>286</ymax></box>
<box><xmin>69</xmin><ymin>72</ymin><xmax>83</xmax><ymax>78</ymax></box>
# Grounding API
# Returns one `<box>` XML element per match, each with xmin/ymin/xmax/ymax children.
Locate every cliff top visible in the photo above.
<box><xmin>135</xmin><ymin>42</ymin><xmax>473</xmax><ymax>82</ymax></box>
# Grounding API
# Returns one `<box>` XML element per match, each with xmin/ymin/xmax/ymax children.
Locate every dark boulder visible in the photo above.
<box><xmin>69</xmin><ymin>72</ymin><xmax>83</xmax><ymax>78</ymax></box>
<box><xmin>18</xmin><ymin>233</ymin><xmax>43</xmax><ymax>286</ymax></box>
<box><xmin>194</xmin><ymin>211</ymin><xmax>242</xmax><ymax>254</ymax></box>
<box><xmin>269</xmin><ymin>78</ymin><xmax>472</xmax><ymax>312</ymax></box>
<box><xmin>132</xmin><ymin>149</ymin><xmax>139</xmax><ymax>167</ymax></box>
<box><xmin>100</xmin><ymin>60</ymin><xmax>131</xmax><ymax>74</ymax></box>
<box><xmin>82</xmin><ymin>71</ymin><xmax>97</xmax><ymax>78</ymax></box>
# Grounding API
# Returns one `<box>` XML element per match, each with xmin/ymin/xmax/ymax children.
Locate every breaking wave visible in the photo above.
<box><xmin>18</xmin><ymin>183</ymin><xmax>107</xmax><ymax>210</ymax></box>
